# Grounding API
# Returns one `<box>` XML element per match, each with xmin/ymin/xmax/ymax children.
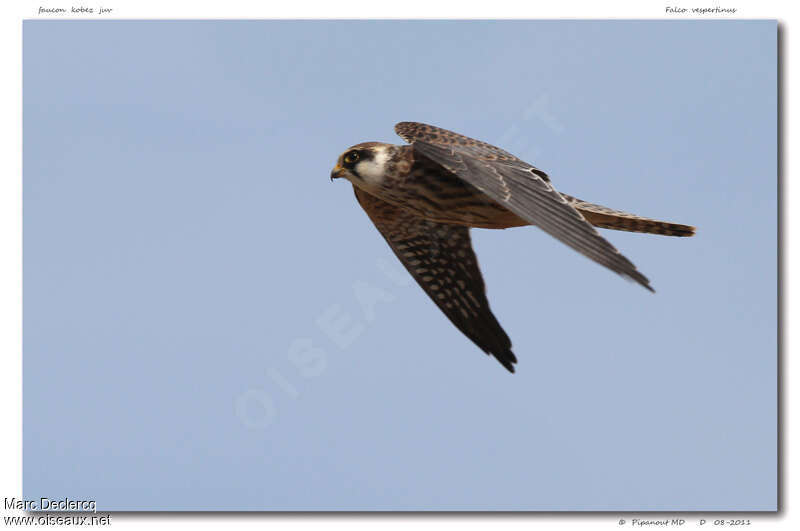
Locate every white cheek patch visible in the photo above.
<box><xmin>355</xmin><ymin>149</ymin><xmax>389</xmax><ymax>187</ymax></box>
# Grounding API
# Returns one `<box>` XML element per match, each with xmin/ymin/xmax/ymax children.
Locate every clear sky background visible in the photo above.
<box><xmin>23</xmin><ymin>20</ymin><xmax>776</xmax><ymax>510</ymax></box>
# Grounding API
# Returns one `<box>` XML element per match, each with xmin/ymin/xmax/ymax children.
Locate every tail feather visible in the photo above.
<box><xmin>562</xmin><ymin>194</ymin><xmax>696</xmax><ymax>237</ymax></box>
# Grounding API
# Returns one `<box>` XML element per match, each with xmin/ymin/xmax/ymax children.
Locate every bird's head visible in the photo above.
<box><xmin>330</xmin><ymin>142</ymin><xmax>396</xmax><ymax>193</ymax></box>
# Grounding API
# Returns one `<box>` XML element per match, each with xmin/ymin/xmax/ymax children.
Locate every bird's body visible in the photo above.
<box><xmin>331</xmin><ymin>122</ymin><xmax>695</xmax><ymax>373</ymax></box>
<box><xmin>345</xmin><ymin>143</ymin><xmax>526</xmax><ymax>229</ymax></box>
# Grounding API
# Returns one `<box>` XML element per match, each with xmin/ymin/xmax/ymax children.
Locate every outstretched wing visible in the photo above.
<box><xmin>354</xmin><ymin>186</ymin><xmax>517</xmax><ymax>373</ymax></box>
<box><xmin>395</xmin><ymin>121</ymin><xmax>654</xmax><ymax>292</ymax></box>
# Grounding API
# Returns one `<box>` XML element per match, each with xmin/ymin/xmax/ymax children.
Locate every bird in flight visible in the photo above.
<box><xmin>330</xmin><ymin>122</ymin><xmax>695</xmax><ymax>373</ymax></box>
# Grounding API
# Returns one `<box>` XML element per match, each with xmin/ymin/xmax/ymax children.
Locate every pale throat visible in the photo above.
<box><xmin>354</xmin><ymin>147</ymin><xmax>390</xmax><ymax>189</ymax></box>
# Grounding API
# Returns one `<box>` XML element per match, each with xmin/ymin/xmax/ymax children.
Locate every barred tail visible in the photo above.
<box><xmin>562</xmin><ymin>194</ymin><xmax>696</xmax><ymax>237</ymax></box>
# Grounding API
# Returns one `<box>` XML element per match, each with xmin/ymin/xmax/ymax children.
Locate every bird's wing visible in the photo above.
<box><xmin>395</xmin><ymin>121</ymin><xmax>653</xmax><ymax>292</ymax></box>
<box><xmin>354</xmin><ymin>186</ymin><xmax>516</xmax><ymax>373</ymax></box>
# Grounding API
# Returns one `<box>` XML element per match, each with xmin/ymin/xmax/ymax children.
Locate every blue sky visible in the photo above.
<box><xmin>23</xmin><ymin>20</ymin><xmax>776</xmax><ymax>510</ymax></box>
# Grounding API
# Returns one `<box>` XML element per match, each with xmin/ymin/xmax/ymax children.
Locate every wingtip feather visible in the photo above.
<box><xmin>495</xmin><ymin>352</ymin><xmax>517</xmax><ymax>373</ymax></box>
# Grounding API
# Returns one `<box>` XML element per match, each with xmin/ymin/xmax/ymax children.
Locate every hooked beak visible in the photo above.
<box><xmin>330</xmin><ymin>165</ymin><xmax>344</xmax><ymax>182</ymax></box>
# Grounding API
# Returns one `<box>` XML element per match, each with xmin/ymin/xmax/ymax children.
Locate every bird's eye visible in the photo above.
<box><xmin>343</xmin><ymin>151</ymin><xmax>360</xmax><ymax>165</ymax></box>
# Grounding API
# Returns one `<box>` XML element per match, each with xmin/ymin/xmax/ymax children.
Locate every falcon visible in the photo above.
<box><xmin>330</xmin><ymin>122</ymin><xmax>695</xmax><ymax>373</ymax></box>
